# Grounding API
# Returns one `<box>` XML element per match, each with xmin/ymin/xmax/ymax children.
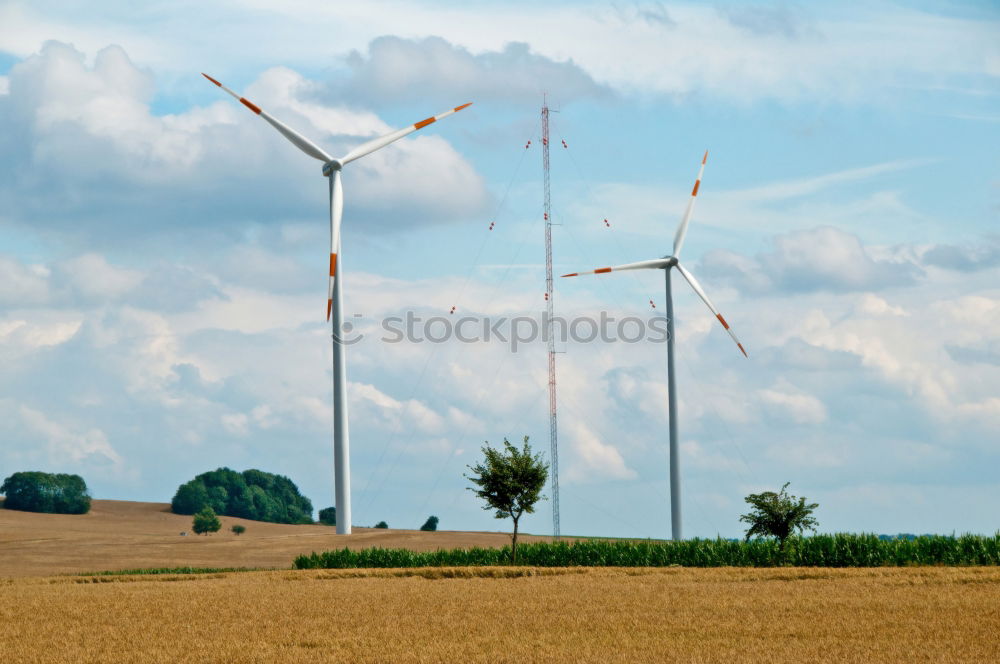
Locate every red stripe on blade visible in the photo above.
<box><xmin>202</xmin><ymin>73</ymin><xmax>221</xmax><ymax>86</ymax></box>
<box><xmin>702</xmin><ymin>150</ymin><xmax>708</xmax><ymax>165</ymax></box>
<box><xmin>595</xmin><ymin>267</ymin><xmax>613</xmax><ymax>274</ymax></box>
<box><xmin>738</xmin><ymin>343</ymin><xmax>748</xmax><ymax>357</ymax></box>
<box><xmin>561</xmin><ymin>273</ymin><xmax>579</xmax><ymax>277</ymax></box>
<box><xmin>414</xmin><ymin>116</ymin><xmax>436</xmax><ymax>129</ymax></box>
<box><xmin>326</xmin><ymin>299</ymin><xmax>332</xmax><ymax>321</ymax></box>
<box><xmin>240</xmin><ymin>98</ymin><xmax>261</xmax><ymax>114</ymax></box>
<box><xmin>716</xmin><ymin>313</ymin><xmax>730</xmax><ymax>329</ymax></box>
<box><xmin>329</xmin><ymin>253</ymin><xmax>337</xmax><ymax>277</ymax></box>
<box><xmin>454</xmin><ymin>103</ymin><xmax>472</xmax><ymax>111</ymax></box>
<box><xmin>692</xmin><ymin>180</ymin><xmax>700</xmax><ymax>196</ymax></box>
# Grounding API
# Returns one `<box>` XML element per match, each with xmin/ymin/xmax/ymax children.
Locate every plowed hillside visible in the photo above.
<box><xmin>0</xmin><ymin>499</ymin><xmax>551</xmax><ymax>577</ymax></box>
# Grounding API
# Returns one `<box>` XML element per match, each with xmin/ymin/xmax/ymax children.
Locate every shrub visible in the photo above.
<box><xmin>420</xmin><ymin>515</ymin><xmax>439</xmax><ymax>532</ymax></box>
<box><xmin>375</xmin><ymin>521</ymin><xmax>389</xmax><ymax>529</ymax></box>
<box><xmin>171</xmin><ymin>467</ymin><xmax>313</xmax><ymax>524</ymax></box>
<box><xmin>741</xmin><ymin>482</ymin><xmax>819</xmax><ymax>552</ymax></box>
<box><xmin>192</xmin><ymin>506</ymin><xmax>221</xmax><ymax>535</ymax></box>
<box><xmin>231</xmin><ymin>524</ymin><xmax>246</xmax><ymax>535</ymax></box>
<box><xmin>1</xmin><ymin>471</ymin><xmax>91</xmax><ymax>514</ymax></box>
<box><xmin>318</xmin><ymin>507</ymin><xmax>336</xmax><ymax>526</ymax></box>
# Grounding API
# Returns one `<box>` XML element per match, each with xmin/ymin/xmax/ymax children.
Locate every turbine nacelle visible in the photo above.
<box><xmin>322</xmin><ymin>160</ymin><xmax>344</xmax><ymax>176</ymax></box>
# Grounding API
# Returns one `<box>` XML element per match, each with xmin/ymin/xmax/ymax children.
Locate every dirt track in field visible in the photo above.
<box><xmin>0</xmin><ymin>499</ymin><xmax>554</xmax><ymax>577</ymax></box>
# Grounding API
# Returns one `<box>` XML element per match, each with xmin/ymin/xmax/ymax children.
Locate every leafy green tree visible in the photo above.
<box><xmin>170</xmin><ymin>468</ymin><xmax>313</xmax><ymax>524</ymax></box>
<box><xmin>466</xmin><ymin>436</ymin><xmax>548</xmax><ymax>563</ymax></box>
<box><xmin>248</xmin><ymin>485</ymin><xmax>279</xmax><ymax>522</ymax></box>
<box><xmin>231</xmin><ymin>524</ymin><xmax>246</xmax><ymax>535</ymax></box>
<box><xmin>207</xmin><ymin>485</ymin><xmax>229</xmax><ymax>514</ymax></box>
<box><xmin>374</xmin><ymin>521</ymin><xmax>388</xmax><ymax>529</ymax></box>
<box><xmin>229</xmin><ymin>486</ymin><xmax>255</xmax><ymax>520</ymax></box>
<box><xmin>171</xmin><ymin>481</ymin><xmax>209</xmax><ymax>514</ymax></box>
<box><xmin>740</xmin><ymin>482</ymin><xmax>819</xmax><ymax>551</ymax></box>
<box><xmin>1</xmin><ymin>471</ymin><xmax>91</xmax><ymax>514</ymax></box>
<box><xmin>420</xmin><ymin>515</ymin><xmax>439</xmax><ymax>532</ymax></box>
<box><xmin>192</xmin><ymin>506</ymin><xmax>221</xmax><ymax>535</ymax></box>
<box><xmin>318</xmin><ymin>507</ymin><xmax>336</xmax><ymax>526</ymax></box>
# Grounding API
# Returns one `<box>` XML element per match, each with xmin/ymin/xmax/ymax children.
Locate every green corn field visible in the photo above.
<box><xmin>294</xmin><ymin>534</ymin><xmax>1000</xmax><ymax>569</ymax></box>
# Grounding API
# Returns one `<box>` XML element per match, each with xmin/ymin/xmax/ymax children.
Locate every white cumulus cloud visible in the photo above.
<box><xmin>0</xmin><ymin>41</ymin><xmax>490</xmax><ymax>240</ymax></box>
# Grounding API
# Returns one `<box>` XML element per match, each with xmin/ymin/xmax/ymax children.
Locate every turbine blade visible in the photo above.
<box><xmin>674</xmin><ymin>262</ymin><xmax>748</xmax><ymax>358</ymax></box>
<box><xmin>339</xmin><ymin>103</ymin><xmax>473</xmax><ymax>165</ymax></box>
<box><xmin>327</xmin><ymin>170</ymin><xmax>344</xmax><ymax>321</ymax></box>
<box><xmin>202</xmin><ymin>73</ymin><xmax>332</xmax><ymax>163</ymax></box>
<box><xmin>561</xmin><ymin>258</ymin><xmax>670</xmax><ymax>277</ymax></box>
<box><xmin>672</xmin><ymin>150</ymin><xmax>708</xmax><ymax>258</ymax></box>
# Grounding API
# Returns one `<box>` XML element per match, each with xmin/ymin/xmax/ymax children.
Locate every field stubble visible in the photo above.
<box><xmin>2</xmin><ymin>566</ymin><xmax>998</xmax><ymax>663</ymax></box>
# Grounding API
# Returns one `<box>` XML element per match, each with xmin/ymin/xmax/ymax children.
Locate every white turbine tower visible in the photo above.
<box><xmin>203</xmin><ymin>73</ymin><xmax>471</xmax><ymax>535</ymax></box>
<box><xmin>561</xmin><ymin>152</ymin><xmax>747</xmax><ymax>541</ymax></box>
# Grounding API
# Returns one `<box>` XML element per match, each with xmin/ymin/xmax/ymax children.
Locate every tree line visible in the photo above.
<box><xmin>0</xmin><ymin>472</ymin><xmax>91</xmax><ymax>514</ymax></box>
<box><xmin>0</xmin><ymin>467</ymin><xmax>431</xmax><ymax>531</ymax></box>
<box><xmin>171</xmin><ymin>467</ymin><xmax>315</xmax><ymax>525</ymax></box>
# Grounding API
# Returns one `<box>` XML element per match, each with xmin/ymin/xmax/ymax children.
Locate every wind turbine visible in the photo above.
<box><xmin>561</xmin><ymin>151</ymin><xmax>746</xmax><ymax>541</ymax></box>
<box><xmin>203</xmin><ymin>73</ymin><xmax>471</xmax><ymax>535</ymax></box>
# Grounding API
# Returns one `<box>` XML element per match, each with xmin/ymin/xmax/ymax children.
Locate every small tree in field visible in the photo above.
<box><xmin>318</xmin><ymin>506</ymin><xmax>336</xmax><ymax>526</ymax></box>
<box><xmin>231</xmin><ymin>524</ymin><xmax>246</xmax><ymax>535</ymax></box>
<box><xmin>466</xmin><ymin>436</ymin><xmax>548</xmax><ymax>564</ymax></box>
<box><xmin>192</xmin><ymin>506</ymin><xmax>221</xmax><ymax>535</ymax></box>
<box><xmin>740</xmin><ymin>482</ymin><xmax>818</xmax><ymax>552</ymax></box>
<box><xmin>374</xmin><ymin>521</ymin><xmax>388</xmax><ymax>529</ymax></box>
<box><xmin>420</xmin><ymin>515</ymin><xmax>439</xmax><ymax>532</ymax></box>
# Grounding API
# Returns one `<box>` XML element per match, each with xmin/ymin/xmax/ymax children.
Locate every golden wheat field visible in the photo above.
<box><xmin>1</xmin><ymin>566</ymin><xmax>998</xmax><ymax>663</ymax></box>
<box><xmin>3</xmin><ymin>501</ymin><xmax>999</xmax><ymax>662</ymax></box>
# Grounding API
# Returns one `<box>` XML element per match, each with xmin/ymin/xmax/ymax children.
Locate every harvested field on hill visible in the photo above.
<box><xmin>0</xmin><ymin>500</ymin><xmax>553</xmax><ymax>577</ymax></box>
<box><xmin>1</xmin><ymin>567</ymin><xmax>998</xmax><ymax>663</ymax></box>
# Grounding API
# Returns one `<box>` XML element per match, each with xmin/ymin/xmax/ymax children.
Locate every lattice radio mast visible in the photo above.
<box><xmin>541</xmin><ymin>99</ymin><xmax>560</xmax><ymax>539</ymax></box>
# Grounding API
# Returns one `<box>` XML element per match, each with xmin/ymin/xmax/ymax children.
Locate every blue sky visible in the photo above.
<box><xmin>1</xmin><ymin>0</ymin><xmax>998</xmax><ymax>538</ymax></box>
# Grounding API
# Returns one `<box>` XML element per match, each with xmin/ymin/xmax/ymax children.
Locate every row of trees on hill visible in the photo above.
<box><xmin>0</xmin><ymin>472</ymin><xmax>91</xmax><ymax>514</ymax></box>
<box><xmin>171</xmin><ymin>468</ymin><xmax>314</xmax><ymax>524</ymax></box>
<box><xmin>2</xmin><ymin>467</ymin><xmax>442</xmax><ymax>531</ymax></box>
